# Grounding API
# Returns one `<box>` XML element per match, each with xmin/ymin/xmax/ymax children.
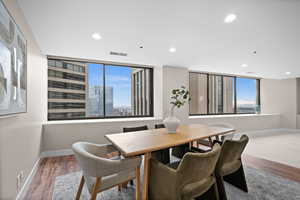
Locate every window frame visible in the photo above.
<box><xmin>189</xmin><ymin>72</ymin><xmax>261</xmax><ymax>116</ymax></box>
<box><xmin>47</xmin><ymin>57</ymin><xmax>154</xmax><ymax>121</ymax></box>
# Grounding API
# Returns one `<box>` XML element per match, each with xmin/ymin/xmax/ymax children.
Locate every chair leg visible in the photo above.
<box><xmin>216</xmin><ymin>175</ymin><xmax>228</xmax><ymax>200</ymax></box>
<box><xmin>135</xmin><ymin>166</ymin><xmax>141</xmax><ymax>200</ymax></box>
<box><xmin>213</xmin><ymin>182</ymin><xmax>220</xmax><ymax>200</ymax></box>
<box><xmin>76</xmin><ymin>176</ymin><xmax>85</xmax><ymax>200</ymax></box>
<box><xmin>223</xmin><ymin>163</ymin><xmax>248</xmax><ymax>192</ymax></box>
<box><xmin>90</xmin><ymin>177</ymin><xmax>101</xmax><ymax>200</ymax></box>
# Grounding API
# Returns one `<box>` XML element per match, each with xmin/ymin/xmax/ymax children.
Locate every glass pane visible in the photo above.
<box><xmin>223</xmin><ymin>76</ymin><xmax>235</xmax><ymax>113</ymax></box>
<box><xmin>208</xmin><ymin>75</ymin><xmax>223</xmax><ymax>114</ymax></box>
<box><xmin>105</xmin><ymin>65</ymin><xmax>151</xmax><ymax>116</ymax></box>
<box><xmin>105</xmin><ymin>65</ymin><xmax>132</xmax><ymax>116</ymax></box>
<box><xmin>236</xmin><ymin>78</ymin><xmax>258</xmax><ymax>113</ymax></box>
<box><xmin>86</xmin><ymin>63</ymin><xmax>104</xmax><ymax>117</ymax></box>
<box><xmin>189</xmin><ymin>73</ymin><xmax>208</xmax><ymax>114</ymax></box>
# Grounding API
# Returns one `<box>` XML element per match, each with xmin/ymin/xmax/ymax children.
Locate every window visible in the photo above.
<box><xmin>47</xmin><ymin>58</ymin><xmax>153</xmax><ymax>120</ymax></box>
<box><xmin>236</xmin><ymin>78</ymin><xmax>260</xmax><ymax>113</ymax></box>
<box><xmin>189</xmin><ymin>72</ymin><xmax>260</xmax><ymax>115</ymax></box>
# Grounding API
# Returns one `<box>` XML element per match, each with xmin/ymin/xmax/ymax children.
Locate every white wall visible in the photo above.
<box><xmin>261</xmin><ymin>78</ymin><xmax>297</xmax><ymax>129</ymax></box>
<box><xmin>0</xmin><ymin>0</ymin><xmax>47</xmax><ymax>199</ymax></box>
<box><xmin>43</xmin><ymin>66</ymin><xmax>283</xmax><ymax>152</ymax></box>
<box><xmin>42</xmin><ymin>118</ymin><xmax>162</xmax><ymax>152</ymax></box>
<box><xmin>162</xmin><ymin>66</ymin><xmax>189</xmax><ymax>122</ymax></box>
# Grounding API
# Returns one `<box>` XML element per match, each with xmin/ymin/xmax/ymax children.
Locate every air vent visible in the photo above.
<box><xmin>110</xmin><ymin>51</ymin><xmax>128</xmax><ymax>56</ymax></box>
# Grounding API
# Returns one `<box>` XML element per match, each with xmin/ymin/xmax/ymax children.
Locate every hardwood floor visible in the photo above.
<box><xmin>23</xmin><ymin>156</ymin><xmax>80</xmax><ymax>200</ymax></box>
<box><xmin>24</xmin><ymin>154</ymin><xmax>300</xmax><ymax>200</ymax></box>
<box><xmin>243</xmin><ymin>154</ymin><xmax>300</xmax><ymax>183</ymax></box>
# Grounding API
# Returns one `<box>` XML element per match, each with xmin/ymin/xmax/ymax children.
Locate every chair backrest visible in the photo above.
<box><xmin>215</xmin><ymin>135</ymin><xmax>249</xmax><ymax>174</ymax></box>
<box><xmin>209</xmin><ymin>123</ymin><xmax>235</xmax><ymax>141</ymax></box>
<box><xmin>155</xmin><ymin>124</ymin><xmax>165</xmax><ymax>129</ymax></box>
<box><xmin>72</xmin><ymin>142</ymin><xmax>119</xmax><ymax>178</ymax></box>
<box><xmin>176</xmin><ymin>144</ymin><xmax>221</xmax><ymax>187</ymax></box>
<box><xmin>123</xmin><ymin>125</ymin><xmax>148</xmax><ymax>133</ymax></box>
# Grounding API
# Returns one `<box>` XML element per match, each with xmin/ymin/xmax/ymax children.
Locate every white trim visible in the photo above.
<box><xmin>189</xmin><ymin>113</ymin><xmax>280</xmax><ymax>119</ymax></box>
<box><xmin>40</xmin><ymin>149</ymin><xmax>74</xmax><ymax>158</ymax></box>
<box><xmin>16</xmin><ymin>158</ymin><xmax>40</xmax><ymax>200</ymax></box>
<box><xmin>43</xmin><ymin>117</ymin><xmax>162</xmax><ymax>125</ymax></box>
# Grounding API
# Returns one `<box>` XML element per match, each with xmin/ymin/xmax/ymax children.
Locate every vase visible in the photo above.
<box><xmin>163</xmin><ymin>106</ymin><xmax>180</xmax><ymax>133</ymax></box>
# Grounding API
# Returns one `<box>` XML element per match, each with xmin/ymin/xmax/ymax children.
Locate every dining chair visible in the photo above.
<box><xmin>149</xmin><ymin>144</ymin><xmax>221</xmax><ymax>200</ymax></box>
<box><xmin>123</xmin><ymin>125</ymin><xmax>148</xmax><ymax>185</ymax></box>
<box><xmin>215</xmin><ymin>135</ymin><xmax>249</xmax><ymax>200</ymax></box>
<box><xmin>154</xmin><ymin>124</ymin><xmax>170</xmax><ymax>164</ymax></box>
<box><xmin>209</xmin><ymin>123</ymin><xmax>235</xmax><ymax>143</ymax></box>
<box><xmin>123</xmin><ymin>125</ymin><xmax>148</xmax><ymax>133</ymax></box>
<box><xmin>195</xmin><ymin>123</ymin><xmax>235</xmax><ymax>152</ymax></box>
<box><xmin>72</xmin><ymin>142</ymin><xmax>141</xmax><ymax>200</ymax></box>
<box><xmin>124</xmin><ymin>125</ymin><xmax>171</xmax><ymax>165</ymax></box>
<box><xmin>155</xmin><ymin>123</ymin><xmax>190</xmax><ymax>159</ymax></box>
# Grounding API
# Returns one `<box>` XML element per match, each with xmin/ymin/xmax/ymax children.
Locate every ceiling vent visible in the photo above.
<box><xmin>110</xmin><ymin>51</ymin><xmax>128</xmax><ymax>56</ymax></box>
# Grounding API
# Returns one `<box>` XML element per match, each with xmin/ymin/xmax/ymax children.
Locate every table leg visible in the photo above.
<box><xmin>142</xmin><ymin>152</ymin><xmax>151</xmax><ymax>200</ymax></box>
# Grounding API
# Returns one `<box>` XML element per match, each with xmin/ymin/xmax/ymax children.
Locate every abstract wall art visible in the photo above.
<box><xmin>0</xmin><ymin>0</ymin><xmax>27</xmax><ymax>116</ymax></box>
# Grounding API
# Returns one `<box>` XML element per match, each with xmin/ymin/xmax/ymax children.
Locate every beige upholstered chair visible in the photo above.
<box><xmin>215</xmin><ymin>135</ymin><xmax>249</xmax><ymax>200</ymax></box>
<box><xmin>149</xmin><ymin>144</ymin><xmax>221</xmax><ymax>200</ymax></box>
<box><xmin>72</xmin><ymin>142</ymin><xmax>141</xmax><ymax>200</ymax></box>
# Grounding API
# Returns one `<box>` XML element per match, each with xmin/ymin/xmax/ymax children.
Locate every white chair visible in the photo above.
<box><xmin>72</xmin><ymin>142</ymin><xmax>141</xmax><ymax>200</ymax></box>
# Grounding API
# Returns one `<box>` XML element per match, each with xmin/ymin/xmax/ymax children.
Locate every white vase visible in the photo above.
<box><xmin>163</xmin><ymin>106</ymin><xmax>180</xmax><ymax>134</ymax></box>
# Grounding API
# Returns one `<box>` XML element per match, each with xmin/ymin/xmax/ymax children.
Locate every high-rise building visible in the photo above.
<box><xmin>47</xmin><ymin>59</ymin><xmax>88</xmax><ymax>120</ymax></box>
<box><xmin>87</xmin><ymin>85</ymin><xmax>113</xmax><ymax>117</ymax></box>
<box><xmin>131</xmin><ymin>68</ymin><xmax>151</xmax><ymax>116</ymax></box>
<box><xmin>189</xmin><ymin>73</ymin><xmax>234</xmax><ymax>114</ymax></box>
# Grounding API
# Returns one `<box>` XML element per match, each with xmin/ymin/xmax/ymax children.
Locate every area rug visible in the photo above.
<box><xmin>52</xmin><ymin>165</ymin><xmax>300</xmax><ymax>200</ymax></box>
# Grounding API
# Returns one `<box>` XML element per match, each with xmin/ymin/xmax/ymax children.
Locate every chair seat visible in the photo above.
<box><xmin>84</xmin><ymin>169</ymin><xmax>136</xmax><ymax>193</ymax></box>
<box><xmin>182</xmin><ymin>176</ymin><xmax>215</xmax><ymax>200</ymax></box>
<box><xmin>219</xmin><ymin>161</ymin><xmax>241</xmax><ymax>176</ymax></box>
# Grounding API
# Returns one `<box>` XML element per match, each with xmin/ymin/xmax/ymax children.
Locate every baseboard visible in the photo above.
<box><xmin>15</xmin><ymin>149</ymin><xmax>74</xmax><ymax>199</ymax></box>
<box><xmin>16</xmin><ymin>158</ymin><xmax>40</xmax><ymax>200</ymax></box>
<box><xmin>40</xmin><ymin>149</ymin><xmax>74</xmax><ymax>158</ymax></box>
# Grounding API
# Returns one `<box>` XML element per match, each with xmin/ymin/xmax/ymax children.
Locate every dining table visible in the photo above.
<box><xmin>105</xmin><ymin>124</ymin><xmax>235</xmax><ymax>200</ymax></box>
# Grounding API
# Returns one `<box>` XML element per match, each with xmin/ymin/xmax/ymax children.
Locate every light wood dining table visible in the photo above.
<box><xmin>105</xmin><ymin>124</ymin><xmax>235</xmax><ymax>200</ymax></box>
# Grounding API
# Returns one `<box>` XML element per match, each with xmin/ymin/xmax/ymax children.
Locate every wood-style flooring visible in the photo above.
<box><xmin>23</xmin><ymin>154</ymin><xmax>300</xmax><ymax>200</ymax></box>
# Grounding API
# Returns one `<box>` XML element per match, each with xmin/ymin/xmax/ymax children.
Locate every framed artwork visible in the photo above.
<box><xmin>0</xmin><ymin>0</ymin><xmax>27</xmax><ymax>116</ymax></box>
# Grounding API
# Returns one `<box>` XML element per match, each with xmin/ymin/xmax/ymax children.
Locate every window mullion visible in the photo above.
<box><xmin>103</xmin><ymin>64</ymin><xmax>106</xmax><ymax>117</ymax></box>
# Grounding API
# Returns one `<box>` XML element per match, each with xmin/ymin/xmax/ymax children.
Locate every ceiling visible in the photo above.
<box><xmin>18</xmin><ymin>0</ymin><xmax>300</xmax><ymax>79</ymax></box>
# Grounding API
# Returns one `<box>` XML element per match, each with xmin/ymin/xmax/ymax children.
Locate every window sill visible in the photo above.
<box><xmin>43</xmin><ymin>117</ymin><xmax>162</xmax><ymax>125</ymax></box>
<box><xmin>189</xmin><ymin>113</ymin><xmax>280</xmax><ymax>119</ymax></box>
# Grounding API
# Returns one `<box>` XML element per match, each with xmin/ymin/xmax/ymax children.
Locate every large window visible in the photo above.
<box><xmin>189</xmin><ymin>72</ymin><xmax>260</xmax><ymax>115</ymax></box>
<box><xmin>48</xmin><ymin>58</ymin><xmax>153</xmax><ymax>120</ymax></box>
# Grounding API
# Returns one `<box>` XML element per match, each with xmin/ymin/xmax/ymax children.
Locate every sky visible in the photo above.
<box><xmin>88</xmin><ymin>63</ymin><xmax>132</xmax><ymax>107</ymax></box>
<box><xmin>236</xmin><ymin>78</ymin><xmax>257</xmax><ymax>105</ymax></box>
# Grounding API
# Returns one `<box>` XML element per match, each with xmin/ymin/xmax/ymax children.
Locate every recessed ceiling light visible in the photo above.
<box><xmin>169</xmin><ymin>47</ymin><xmax>176</xmax><ymax>53</ymax></box>
<box><xmin>224</xmin><ymin>14</ymin><xmax>237</xmax><ymax>23</ymax></box>
<box><xmin>241</xmin><ymin>64</ymin><xmax>248</xmax><ymax>68</ymax></box>
<box><xmin>286</xmin><ymin>72</ymin><xmax>291</xmax><ymax>75</ymax></box>
<box><xmin>92</xmin><ymin>32</ymin><xmax>102</xmax><ymax>40</ymax></box>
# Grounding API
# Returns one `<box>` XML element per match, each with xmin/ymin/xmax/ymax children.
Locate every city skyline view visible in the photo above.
<box><xmin>88</xmin><ymin>63</ymin><xmax>132</xmax><ymax>108</ymax></box>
